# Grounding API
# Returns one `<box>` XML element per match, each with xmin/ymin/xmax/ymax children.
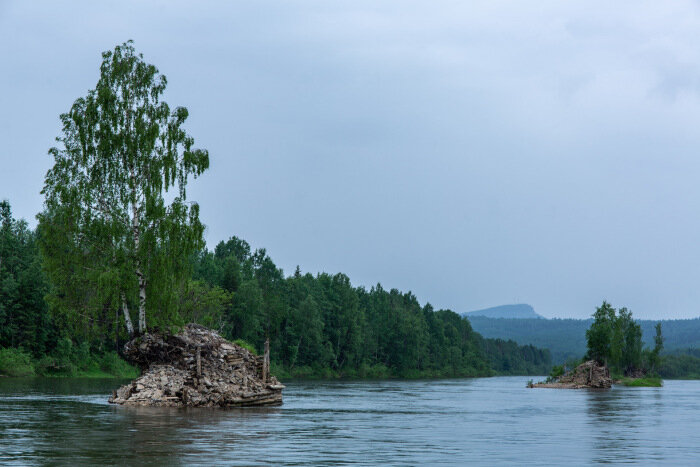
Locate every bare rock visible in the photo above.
<box><xmin>109</xmin><ymin>324</ymin><xmax>284</xmax><ymax>407</ymax></box>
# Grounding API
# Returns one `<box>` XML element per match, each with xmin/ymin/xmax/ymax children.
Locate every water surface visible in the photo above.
<box><xmin>0</xmin><ymin>377</ymin><xmax>697</xmax><ymax>465</ymax></box>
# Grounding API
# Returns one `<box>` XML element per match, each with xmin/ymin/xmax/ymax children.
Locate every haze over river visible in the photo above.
<box><xmin>1</xmin><ymin>377</ymin><xmax>698</xmax><ymax>465</ymax></box>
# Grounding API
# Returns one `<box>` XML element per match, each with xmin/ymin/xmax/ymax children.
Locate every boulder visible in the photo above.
<box><xmin>109</xmin><ymin>324</ymin><xmax>284</xmax><ymax>407</ymax></box>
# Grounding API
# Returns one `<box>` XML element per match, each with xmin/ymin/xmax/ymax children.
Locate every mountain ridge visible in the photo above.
<box><xmin>463</xmin><ymin>304</ymin><xmax>543</xmax><ymax>319</ymax></box>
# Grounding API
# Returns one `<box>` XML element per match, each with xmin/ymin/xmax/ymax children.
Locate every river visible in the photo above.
<box><xmin>0</xmin><ymin>377</ymin><xmax>698</xmax><ymax>465</ymax></box>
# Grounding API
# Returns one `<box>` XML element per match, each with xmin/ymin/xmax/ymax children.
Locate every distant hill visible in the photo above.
<box><xmin>465</xmin><ymin>315</ymin><xmax>700</xmax><ymax>364</ymax></box>
<box><xmin>463</xmin><ymin>304</ymin><xmax>543</xmax><ymax>319</ymax></box>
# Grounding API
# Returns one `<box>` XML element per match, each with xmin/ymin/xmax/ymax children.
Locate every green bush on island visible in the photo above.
<box><xmin>550</xmin><ymin>364</ymin><xmax>564</xmax><ymax>379</ymax></box>
<box><xmin>619</xmin><ymin>377</ymin><xmax>663</xmax><ymax>387</ymax></box>
<box><xmin>233</xmin><ymin>339</ymin><xmax>257</xmax><ymax>356</ymax></box>
<box><xmin>577</xmin><ymin>302</ymin><xmax>665</xmax><ymax>386</ymax></box>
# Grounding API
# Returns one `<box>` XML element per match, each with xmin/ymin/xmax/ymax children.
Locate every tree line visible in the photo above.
<box><xmin>188</xmin><ymin>236</ymin><xmax>551</xmax><ymax>377</ymax></box>
<box><xmin>0</xmin><ymin>201</ymin><xmax>551</xmax><ymax>377</ymax></box>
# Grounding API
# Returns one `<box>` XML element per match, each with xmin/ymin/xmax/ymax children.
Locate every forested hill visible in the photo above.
<box><xmin>187</xmin><ymin>237</ymin><xmax>553</xmax><ymax>377</ymax></box>
<box><xmin>464</xmin><ymin>304</ymin><xmax>543</xmax><ymax>319</ymax></box>
<box><xmin>467</xmin><ymin>315</ymin><xmax>700</xmax><ymax>363</ymax></box>
<box><xmin>0</xmin><ymin>200</ymin><xmax>551</xmax><ymax>378</ymax></box>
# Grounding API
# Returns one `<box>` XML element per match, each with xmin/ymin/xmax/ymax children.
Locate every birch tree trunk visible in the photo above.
<box><xmin>131</xmin><ymin>200</ymin><xmax>147</xmax><ymax>335</ymax></box>
<box><xmin>121</xmin><ymin>293</ymin><xmax>135</xmax><ymax>338</ymax></box>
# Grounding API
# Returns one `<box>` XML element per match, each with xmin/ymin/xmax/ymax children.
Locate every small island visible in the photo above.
<box><xmin>110</xmin><ymin>324</ymin><xmax>284</xmax><ymax>407</ymax></box>
<box><xmin>530</xmin><ymin>302</ymin><xmax>664</xmax><ymax>389</ymax></box>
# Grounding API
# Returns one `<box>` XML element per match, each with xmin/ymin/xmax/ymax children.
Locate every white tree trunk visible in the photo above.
<box><xmin>137</xmin><ymin>272</ymin><xmax>146</xmax><ymax>334</ymax></box>
<box><xmin>121</xmin><ymin>293</ymin><xmax>135</xmax><ymax>337</ymax></box>
<box><xmin>131</xmin><ymin>197</ymin><xmax>147</xmax><ymax>335</ymax></box>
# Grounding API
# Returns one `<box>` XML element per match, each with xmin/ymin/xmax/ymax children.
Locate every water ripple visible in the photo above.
<box><xmin>0</xmin><ymin>377</ymin><xmax>698</xmax><ymax>465</ymax></box>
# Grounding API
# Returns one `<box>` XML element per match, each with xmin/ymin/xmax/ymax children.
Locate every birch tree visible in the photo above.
<box><xmin>39</xmin><ymin>41</ymin><xmax>209</xmax><ymax>338</ymax></box>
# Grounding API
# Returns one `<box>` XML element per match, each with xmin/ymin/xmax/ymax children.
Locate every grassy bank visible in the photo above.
<box><xmin>617</xmin><ymin>376</ymin><xmax>663</xmax><ymax>387</ymax></box>
<box><xmin>0</xmin><ymin>347</ymin><xmax>138</xmax><ymax>379</ymax></box>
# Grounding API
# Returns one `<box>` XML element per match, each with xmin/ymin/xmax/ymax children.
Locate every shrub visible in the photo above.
<box><xmin>620</xmin><ymin>377</ymin><xmax>663</xmax><ymax>387</ymax></box>
<box><xmin>233</xmin><ymin>339</ymin><xmax>257</xmax><ymax>355</ymax></box>
<box><xmin>0</xmin><ymin>348</ymin><xmax>35</xmax><ymax>377</ymax></box>
<box><xmin>550</xmin><ymin>365</ymin><xmax>564</xmax><ymax>379</ymax></box>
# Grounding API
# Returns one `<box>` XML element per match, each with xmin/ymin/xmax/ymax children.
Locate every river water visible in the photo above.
<box><xmin>0</xmin><ymin>377</ymin><xmax>698</xmax><ymax>465</ymax></box>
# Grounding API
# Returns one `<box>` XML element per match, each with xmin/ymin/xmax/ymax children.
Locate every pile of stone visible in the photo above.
<box><xmin>532</xmin><ymin>360</ymin><xmax>612</xmax><ymax>389</ymax></box>
<box><xmin>109</xmin><ymin>324</ymin><xmax>284</xmax><ymax>407</ymax></box>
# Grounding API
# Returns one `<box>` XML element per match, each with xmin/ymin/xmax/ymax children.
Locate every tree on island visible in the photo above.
<box><xmin>647</xmin><ymin>323</ymin><xmax>664</xmax><ymax>374</ymax></box>
<box><xmin>38</xmin><ymin>41</ymin><xmax>209</xmax><ymax>338</ymax></box>
<box><xmin>585</xmin><ymin>301</ymin><xmax>662</xmax><ymax>376</ymax></box>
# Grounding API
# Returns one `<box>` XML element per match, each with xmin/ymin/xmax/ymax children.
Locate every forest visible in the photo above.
<box><xmin>0</xmin><ymin>200</ymin><xmax>551</xmax><ymax>378</ymax></box>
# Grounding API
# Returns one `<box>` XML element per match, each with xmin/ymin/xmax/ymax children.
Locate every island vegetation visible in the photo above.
<box><xmin>0</xmin><ymin>41</ymin><xmax>551</xmax><ymax>380</ymax></box>
<box><xmin>467</xmin><ymin>314</ymin><xmax>700</xmax><ymax>379</ymax></box>
<box><xmin>535</xmin><ymin>302</ymin><xmax>665</xmax><ymax>388</ymax></box>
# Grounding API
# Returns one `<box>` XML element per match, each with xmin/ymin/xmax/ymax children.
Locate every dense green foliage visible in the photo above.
<box><xmin>657</xmin><ymin>349</ymin><xmax>700</xmax><ymax>379</ymax></box>
<box><xmin>0</xmin><ymin>201</ymin><xmax>53</xmax><ymax>355</ymax></box>
<box><xmin>38</xmin><ymin>41</ymin><xmax>208</xmax><ymax>339</ymax></box>
<box><xmin>1</xmin><ymin>199</ymin><xmax>549</xmax><ymax>378</ymax></box>
<box><xmin>190</xmin><ymin>236</ymin><xmax>551</xmax><ymax>377</ymax></box>
<box><xmin>479</xmin><ymin>339</ymin><xmax>551</xmax><ymax>375</ymax></box>
<box><xmin>1</xmin><ymin>200</ymin><xmax>137</xmax><ymax>377</ymax></box>
<box><xmin>585</xmin><ymin>302</ymin><xmax>662</xmax><ymax>377</ymax></box>
<box><xmin>0</xmin><ymin>347</ymin><xmax>35</xmax><ymax>377</ymax></box>
<box><xmin>467</xmin><ymin>315</ymin><xmax>700</xmax><ymax>364</ymax></box>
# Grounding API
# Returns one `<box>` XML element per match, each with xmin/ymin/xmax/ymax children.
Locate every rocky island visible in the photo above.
<box><xmin>109</xmin><ymin>324</ymin><xmax>285</xmax><ymax>407</ymax></box>
<box><xmin>529</xmin><ymin>360</ymin><xmax>613</xmax><ymax>389</ymax></box>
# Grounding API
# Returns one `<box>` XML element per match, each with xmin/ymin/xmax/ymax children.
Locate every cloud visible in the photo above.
<box><xmin>2</xmin><ymin>1</ymin><xmax>700</xmax><ymax>318</ymax></box>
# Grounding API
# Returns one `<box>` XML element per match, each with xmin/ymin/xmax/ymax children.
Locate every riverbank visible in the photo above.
<box><xmin>0</xmin><ymin>345</ymin><xmax>684</xmax><ymax>382</ymax></box>
<box><xmin>271</xmin><ymin>363</ymin><xmax>496</xmax><ymax>380</ymax></box>
<box><xmin>0</xmin><ymin>347</ymin><xmax>138</xmax><ymax>379</ymax></box>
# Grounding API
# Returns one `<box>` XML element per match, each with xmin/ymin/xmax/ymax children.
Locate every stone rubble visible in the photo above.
<box><xmin>531</xmin><ymin>360</ymin><xmax>612</xmax><ymax>389</ymax></box>
<box><xmin>109</xmin><ymin>324</ymin><xmax>284</xmax><ymax>407</ymax></box>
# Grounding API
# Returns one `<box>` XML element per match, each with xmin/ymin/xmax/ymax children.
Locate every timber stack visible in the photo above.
<box><xmin>109</xmin><ymin>323</ymin><xmax>284</xmax><ymax>407</ymax></box>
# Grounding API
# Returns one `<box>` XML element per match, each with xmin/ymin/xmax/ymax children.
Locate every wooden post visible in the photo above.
<box><xmin>196</xmin><ymin>345</ymin><xmax>202</xmax><ymax>378</ymax></box>
<box><xmin>263</xmin><ymin>338</ymin><xmax>270</xmax><ymax>383</ymax></box>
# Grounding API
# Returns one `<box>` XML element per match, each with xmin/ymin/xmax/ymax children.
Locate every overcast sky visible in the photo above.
<box><xmin>3</xmin><ymin>1</ymin><xmax>700</xmax><ymax>319</ymax></box>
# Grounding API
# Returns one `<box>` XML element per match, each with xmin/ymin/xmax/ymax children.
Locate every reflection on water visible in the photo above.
<box><xmin>0</xmin><ymin>377</ymin><xmax>698</xmax><ymax>465</ymax></box>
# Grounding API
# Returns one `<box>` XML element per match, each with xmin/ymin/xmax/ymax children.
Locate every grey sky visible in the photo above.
<box><xmin>2</xmin><ymin>1</ymin><xmax>700</xmax><ymax>319</ymax></box>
